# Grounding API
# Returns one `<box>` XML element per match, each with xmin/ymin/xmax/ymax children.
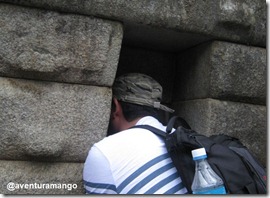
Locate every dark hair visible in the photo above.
<box><xmin>111</xmin><ymin>100</ymin><xmax>159</xmax><ymax>122</ymax></box>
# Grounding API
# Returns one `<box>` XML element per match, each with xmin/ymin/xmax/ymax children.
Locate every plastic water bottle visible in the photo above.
<box><xmin>191</xmin><ymin>148</ymin><xmax>226</xmax><ymax>194</ymax></box>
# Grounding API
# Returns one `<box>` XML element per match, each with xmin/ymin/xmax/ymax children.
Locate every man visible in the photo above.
<box><xmin>83</xmin><ymin>73</ymin><xmax>187</xmax><ymax>194</ymax></box>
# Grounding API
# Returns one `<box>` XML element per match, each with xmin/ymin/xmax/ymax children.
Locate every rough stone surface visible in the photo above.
<box><xmin>0</xmin><ymin>3</ymin><xmax>123</xmax><ymax>86</ymax></box>
<box><xmin>175</xmin><ymin>41</ymin><xmax>266</xmax><ymax>105</ymax></box>
<box><xmin>0</xmin><ymin>77</ymin><xmax>111</xmax><ymax>162</ymax></box>
<box><xmin>0</xmin><ymin>0</ymin><xmax>266</xmax><ymax>47</ymax></box>
<box><xmin>0</xmin><ymin>160</ymin><xmax>84</xmax><ymax>194</ymax></box>
<box><xmin>172</xmin><ymin>99</ymin><xmax>266</xmax><ymax>166</ymax></box>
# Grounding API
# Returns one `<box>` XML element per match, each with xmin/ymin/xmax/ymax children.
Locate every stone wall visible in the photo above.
<box><xmin>0</xmin><ymin>0</ymin><xmax>266</xmax><ymax>194</ymax></box>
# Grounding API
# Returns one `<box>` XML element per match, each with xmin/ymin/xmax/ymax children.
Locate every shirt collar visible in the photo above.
<box><xmin>135</xmin><ymin>116</ymin><xmax>166</xmax><ymax>131</ymax></box>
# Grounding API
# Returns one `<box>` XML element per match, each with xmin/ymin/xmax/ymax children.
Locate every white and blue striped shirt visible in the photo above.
<box><xmin>83</xmin><ymin>116</ymin><xmax>188</xmax><ymax>194</ymax></box>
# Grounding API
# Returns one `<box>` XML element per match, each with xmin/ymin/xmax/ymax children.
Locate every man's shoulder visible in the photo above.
<box><xmin>95</xmin><ymin>126</ymin><xmax>162</xmax><ymax>154</ymax></box>
<box><xmin>94</xmin><ymin>116</ymin><xmax>166</xmax><ymax>154</ymax></box>
<box><xmin>136</xmin><ymin>116</ymin><xmax>167</xmax><ymax>131</ymax></box>
<box><xmin>96</xmin><ymin>127</ymin><xmax>148</xmax><ymax>146</ymax></box>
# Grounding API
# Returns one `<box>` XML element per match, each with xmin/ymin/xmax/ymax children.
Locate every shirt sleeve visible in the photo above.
<box><xmin>83</xmin><ymin>145</ymin><xmax>117</xmax><ymax>194</ymax></box>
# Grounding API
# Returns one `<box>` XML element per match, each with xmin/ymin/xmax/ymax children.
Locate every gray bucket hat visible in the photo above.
<box><xmin>112</xmin><ymin>73</ymin><xmax>174</xmax><ymax>113</ymax></box>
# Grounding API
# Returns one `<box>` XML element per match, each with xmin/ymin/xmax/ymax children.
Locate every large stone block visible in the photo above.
<box><xmin>0</xmin><ymin>77</ymin><xmax>111</xmax><ymax>162</ymax></box>
<box><xmin>175</xmin><ymin>41</ymin><xmax>266</xmax><ymax>105</ymax></box>
<box><xmin>0</xmin><ymin>0</ymin><xmax>266</xmax><ymax>47</ymax></box>
<box><xmin>0</xmin><ymin>3</ymin><xmax>123</xmax><ymax>86</ymax></box>
<box><xmin>0</xmin><ymin>160</ymin><xmax>84</xmax><ymax>194</ymax></box>
<box><xmin>172</xmin><ymin>99</ymin><xmax>266</xmax><ymax>166</ymax></box>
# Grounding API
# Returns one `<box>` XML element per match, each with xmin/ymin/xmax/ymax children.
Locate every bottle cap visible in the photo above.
<box><xmin>191</xmin><ymin>148</ymin><xmax>207</xmax><ymax>160</ymax></box>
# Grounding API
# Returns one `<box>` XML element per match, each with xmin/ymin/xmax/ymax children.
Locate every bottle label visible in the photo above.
<box><xmin>192</xmin><ymin>186</ymin><xmax>226</xmax><ymax>194</ymax></box>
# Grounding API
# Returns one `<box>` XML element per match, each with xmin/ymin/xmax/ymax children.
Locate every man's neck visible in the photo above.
<box><xmin>120</xmin><ymin>117</ymin><xmax>142</xmax><ymax>131</ymax></box>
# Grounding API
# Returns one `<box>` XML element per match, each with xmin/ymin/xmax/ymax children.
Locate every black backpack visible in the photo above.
<box><xmin>133</xmin><ymin>116</ymin><xmax>267</xmax><ymax>194</ymax></box>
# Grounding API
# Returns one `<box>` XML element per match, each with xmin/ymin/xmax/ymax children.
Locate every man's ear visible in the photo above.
<box><xmin>112</xmin><ymin>98</ymin><xmax>122</xmax><ymax>118</ymax></box>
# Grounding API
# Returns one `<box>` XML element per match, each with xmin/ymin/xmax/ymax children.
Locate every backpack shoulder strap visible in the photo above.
<box><xmin>166</xmin><ymin>116</ymin><xmax>191</xmax><ymax>133</ymax></box>
<box><xmin>130</xmin><ymin>125</ymin><xmax>166</xmax><ymax>138</ymax></box>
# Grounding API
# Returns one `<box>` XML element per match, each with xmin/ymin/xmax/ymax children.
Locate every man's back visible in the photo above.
<box><xmin>83</xmin><ymin>116</ymin><xmax>188</xmax><ymax>194</ymax></box>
